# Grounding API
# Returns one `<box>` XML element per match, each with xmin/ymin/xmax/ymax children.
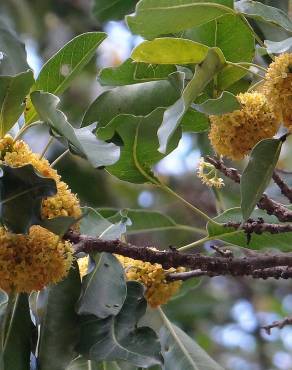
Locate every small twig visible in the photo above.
<box><xmin>272</xmin><ymin>171</ymin><xmax>292</xmax><ymax>203</ymax></box>
<box><xmin>262</xmin><ymin>317</ymin><xmax>292</xmax><ymax>335</ymax></box>
<box><xmin>167</xmin><ymin>270</ymin><xmax>218</xmax><ymax>281</ymax></box>
<box><xmin>205</xmin><ymin>156</ymin><xmax>292</xmax><ymax>223</ymax></box>
<box><xmin>225</xmin><ymin>219</ymin><xmax>292</xmax><ymax>234</ymax></box>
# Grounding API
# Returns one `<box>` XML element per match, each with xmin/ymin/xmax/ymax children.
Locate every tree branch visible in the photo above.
<box><xmin>205</xmin><ymin>156</ymin><xmax>292</xmax><ymax>222</ymax></box>
<box><xmin>66</xmin><ymin>231</ymin><xmax>292</xmax><ymax>279</ymax></box>
<box><xmin>262</xmin><ymin>317</ymin><xmax>292</xmax><ymax>334</ymax></box>
<box><xmin>272</xmin><ymin>171</ymin><xmax>292</xmax><ymax>203</ymax></box>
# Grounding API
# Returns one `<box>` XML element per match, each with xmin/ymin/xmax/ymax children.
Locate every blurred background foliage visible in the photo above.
<box><xmin>1</xmin><ymin>0</ymin><xmax>292</xmax><ymax>369</ymax></box>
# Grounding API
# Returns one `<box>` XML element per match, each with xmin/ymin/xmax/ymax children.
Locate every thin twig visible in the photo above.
<box><xmin>262</xmin><ymin>317</ymin><xmax>292</xmax><ymax>334</ymax></box>
<box><xmin>272</xmin><ymin>171</ymin><xmax>292</xmax><ymax>203</ymax></box>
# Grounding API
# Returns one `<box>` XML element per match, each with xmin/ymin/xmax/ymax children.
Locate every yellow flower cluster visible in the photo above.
<box><xmin>116</xmin><ymin>253</ymin><xmax>184</xmax><ymax>308</ymax></box>
<box><xmin>264</xmin><ymin>53</ymin><xmax>292</xmax><ymax>130</ymax></box>
<box><xmin>0</xmin><ymin>225</ymin><xmax>73</xmax><ymax>293</ymax></box>
<box><xmin>0</xmin><ymin>136</ymin><xmax>81</xmax><ymax>293</ymax></box>
<box><xmin>197</xmin><ymin>157</ymin><xmax>224</xmax><ymax>188</ymax></box>
<box><xmin>2</xmin><ymin>138</ymin><xmax>81</xmax><ymax>220</ymax></box>
<box><xmin>209</xmin><ymin>92</ymin><xmax>279</xmax><ymax>160</ymax></box>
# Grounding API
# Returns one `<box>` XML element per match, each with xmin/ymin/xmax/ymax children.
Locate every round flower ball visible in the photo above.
<box><xmin>0</xmin><ymin>136</ymin><xmax>81</xmax><ymax>292</ymax></box>
<box><xmin>116</xmin><ymin>253</ymin><xmax>184</xmax><ymax>308</ymax></box>
<box><xmin>264</xmin><ymin>53</ymin><xmax>292</xmax><ymax>130</ymax></box>
<box><xmin>0</xmin><ymin>225</ymin><xmax>73</xmax><ymax>293</ymax></box>
<box><xmin>208</xmin><ymin>92</ymin><xmax>279</xmax><ymax>160</ymax></box>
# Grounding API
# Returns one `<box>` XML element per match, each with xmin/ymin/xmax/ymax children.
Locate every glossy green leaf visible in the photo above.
<box><xmin>158</xmin><ymin>48</ymin><xmax>225</xmax><ymax>153</ymax></box>
<box><xmin>208</xmin><ymin>207</ymin><xmax>292</xmax><ymax>251</ymax></box>
<box><xmin>0</xmin><ymin>18</ymin><xmax>29</xmax><ymax>74</ymax></box>
<box><xmin>93</xmin><ymin>0</ymin><xmax>138</xmax><ymax>22</ymax></box>
<box><xmin>26</xmin><ymin>32</ymin><xmax>107</xmax><ymax>124</ymax></box>
<box><xmin>31</xmin><ymin>91</ymin><xmax>120</xmax><ymax>167</ymax></box>
<box><xmin>77</xmin><ymin>281</ymin><xmax>162</xmax><ymax>367</ymax></box>
<box><xmin>126</xmin><ymin>0</ymin><xmax>234</xmax><ymax>39</ymax></box>
<box><xmin>241</xmin><ymin>138</ymin><xmax>282</xmax><ymax>220</ymax></box>
<box><xmin>38</xmin><ymin>265</ymin><xmax>82</xmax><ymax>370</ymax></box>
<box><xmin>98</xmin><ymin>59</ymin><xmax>176</xmax><ymax>86</ymax></box>
<box><xmin>192</xmin><ymin>91</ymin><xmax>240</xmax><ymax>115</ymax></box>
<box><xmin>77</xmin><ymin>253</ymin><xmax>126</xmax><ymax>319</ymax></box>
<box><xmin>80</xmin><ymin>207</ymin><xmax>128</xmax><ymax>239</ymax></box>
<box><xmin>82</xmin><ymin>72</ymin><xmax>183</xmax><ymax>128</ymax></box>
<box><xmin>181</xmin><ymin>109</ymin><xmax>210</xmax><ymax>133</ymax></box>
<box><xmin>102</xmin><ymin>108</ymin><xmax>181</xmax><ymax>183</ymax></box>
<box><xmin>0</xmin><ymin>164</ymin><xmax>57</xmax><ymax>233</ymax></box>
<box><xmin>3</xmin><ymin>294</ymin><xmax>32</xmax><ymax>370</ymax></box>
<box><xmin>235</xmin><ymin>0</ymin><xmax>292</xmax><ymax>32</ymax></box>
<box><xmin>184</xmin><ymin>14</ymin><xmax>255</xmax><ymax>89</ymax></box>
<box><xmin>160</xmin><ymin>324</ymin><xmax>224</xmax><ymax>370</ymax></box>
<box><xmin>131</xmin><ymin>38</ymin><xmax>209</xmax><ymax>65</ymax></box>
<box><xmin>265</xmin><ymin>37</ymin><xmax>292</xmax><ymax>53</ymax></box>
<box><xmin>0</xmin><ymin>70</ymin><xmax>34</xmax><ymax>137</ymax></box>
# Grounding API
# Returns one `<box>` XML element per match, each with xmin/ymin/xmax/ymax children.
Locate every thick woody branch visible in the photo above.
<box><xmin>262</xmin><ymin>317</ymin><xmax>292</xmax><ymax>334</ymax></box>
<box><xmin>272</xmin><ymin>171</ymin><xmax>292</xmax><ymax>203</ymax></box>
<box><xmin>205</xmin><ymin>156</ymin><xmax>292</xmax><ymax>222</ymax></box>
<box><xmin>66</xmin><ymin>231</ymin><xmax>292</xmax><ymax>279</ymax></box>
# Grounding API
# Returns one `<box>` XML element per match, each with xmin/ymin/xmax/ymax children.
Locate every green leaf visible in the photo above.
<box><xmin>77</xmin><ymin>281</ymin><xmax>162</xmax><ymax>367</ymax></box>
<box><xmin>98</xmin><ymin>208</ymin><xmax>176</xmax><ymax>233</ymax></box>
<box><xmin>184</xmin><ymin>14</ymin><xmax>255</xmax><ymax>89</ymax></box>
<box><xmin>0</xmin><ymin>290</ymin><xmax>8</xmax><ymax>369</ymax></box>
<box><xmin>25</xmin><ymin>32</ymin><xmax>107</xmax><ymax>124</ymax></box>
<box><xmin>81</xmin><ymin>207</ymin><xmax>128</xmax><ymax>239</ymax></box>
<box><xmin>131</xmin><ymin>38</ymin><xmax>209</xmax><ymax>65</ymax></box>
<box><xmin>160</xmin><ymin>324</ymin><xmax>224</xmax><ymax>370</ymax></box>
<box><xmin>67</xmin><ymin>357</ymin><xmax>100</xmax><ymax>370</ymax></box>
<box><xmin>77</xmin><ymin>253</ymin><xmax>126</xmax><ymax>319</ymax></box>
<box><xmin>67</xmin><ymin>357</ymin><xmax>121</xmax><ymax>370</ymax></box>
<box><xmin>126</xmin><ymin>0</ymin><xmax>234</xmax><ymax>39</ymax></box>
<box><xmin>93</xmin><ymin>0</ymin><xmax>138</xmax><ymax>22</ymax></box>
<box><xmin>158</xmin><ymin>48</ymin><xmax>225</xmax><ymax>153</ymax></box>
<box><xmin>0</xmin><ymin>18</ymin><xmax>30</xmax><ymax>75</ymax></box>
<box><xmin>98</xmin><ymin>59</ymin><xmax>176</xmax><ymax>86</ymax></box>
<box><xmin>40</xmin><ymin>216</ymin><xmax>77</xmax><ymax>236</ymax></box>
<box><xmin>3</xmin><ymin>294</ymin><xmax>32</xmax><ymax>370</ymax></box>
<box><xmin>0</xmin><ymin>70</ymin><xmax>34</xmax><ymax>137</ymax></box>
<box><xmin>192</xmin><ymin>91</ymin><xmax>240</xmax><ymax>115</ymax></box>
<box><xmin>241</xmin><ymin>138</ymin><xmax>282</xmax><ymax>221</ymax></box>
<box><xmin>208</xmin><ymin>207</ymin><xmax>292</xmax><ymax>251</ymax></box>
<box><xmin>31</xmin><ymin>91</ymin><xmax>120</xmax><ymax>167</ymax></box>
<box><xmin>82</xmin><ymin>72</ymin><xmax>183</xmax><ymax>128</ymax></box>
<box><xmin>235</xmin><ymin>0</ymin><xmax>292</xmax><ymax>33</ymax></box>
<box><xmin>181</xmin><ymin>109</ymin><xmax>209</xmax><ymax>133</ymax></box>
<box><xmin>102</xmin><ymin>108</ymin><xmax>181</xmax><ymax>183</ymax></box>
<box><xmin>38</xmin><ymin>264</ymin><xmax>82</xmax><ymax>370</ymax></box>
<box><xmin>0</xmin><ymin>164</ymin><xmax>57</xmax><ymax>233</ymax></box>
<box><xmin>265</xmin><ymin>37</ymin><xmax>292</xmax><ymax>53</ymax></box>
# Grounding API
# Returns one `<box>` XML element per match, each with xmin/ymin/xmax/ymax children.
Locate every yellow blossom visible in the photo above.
<box><xmin>0</xmin><ymin>225</ymin><xmax>73</xmax><ymax>293</ymax></box>
<box><xmin>2</xmin><ymin>138</ymin><xmax>81</xmax><ymax>221</ymax></box>
<box><xmin>209</xmin><ymin>92</ymin><xmax>279</xmax><ymax>160</ymax></box>
<box><xmin>0</xmin><ymin>137</ymin><xmax>82</xmax><ymax>293</ymax></box>
<box><xmin>116</xmin><ymin>252</ymin><xmax>184</xmax><ymax>308</ymax></box>
<box><xmin>197</xmin><ymin>157</ymin><xmax>224</xmax><ymax>188</ymax></box>
<box><xmin>264</xmin><ymin>53</ymin><xmax>292</xmax><ymax>130</ymax></box>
